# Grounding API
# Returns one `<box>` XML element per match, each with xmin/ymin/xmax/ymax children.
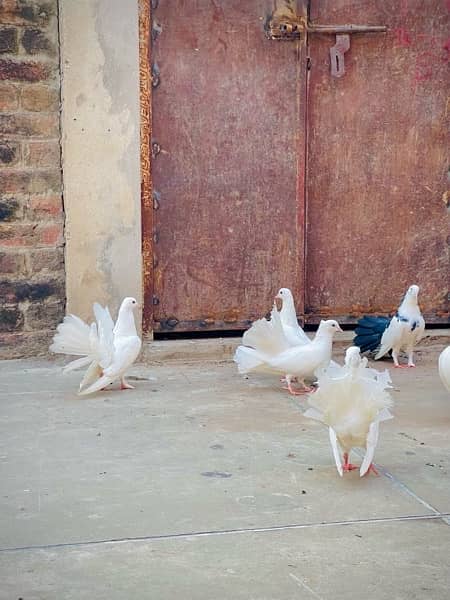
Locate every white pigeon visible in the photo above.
<box><xmin>275</xmin><ymin>288</ymin><xmax>310</xmax><ymax>346</ymax></box>
<box><xmin>234</xmin><ymin>309</ymin><xmax>342</xmax><ymax>394</ymax></box>
<box><xmin>304</xmin><ymin>346</ymin><xmax>394</xmax><ymax>477</ymax></box>
<box><xmin>50</xmin><ymin>297</ymin><xmax>142</xmax><ymax>395</ymax></box>
<box><xmin>375</xmin><ymin>284</ymin><xmax>425</xmax><ymax>368</ymax></box>
<box><xmin>438</xmin><ymin>346</ymin><xmax>450</xmax><ymax>392</ymax></box>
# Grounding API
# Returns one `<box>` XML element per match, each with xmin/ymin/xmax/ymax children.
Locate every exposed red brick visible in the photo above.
<box><xmin>0</xmin><ymin>222</ymin><xmax>36</xmax><ymax>246</ymax></box>
<box><xmin>25</xmin><ymin>300</ymin><xmax>64</xmax><ymax>331</ymax></box>
<box><xmin>38</xmin><ymin>221</ymin><xmax>63</xmax><ymax>245</ymax></box>
<box><xmin>0</xmin><ymin>250</ymin><xmax>26</xmax><ymax>274</ymax></box>
<box><xmin>0</xmin><ymin>169</ymin><xmax>61</xmax><ymax>194</ymax></box>
<box><xmin>0</xmin><ymin>2</ymin><xmax>55</xmax><ymax>27</ymax></box>
<box><xmin>0</xmin><ymin>139</ymin><xmax>20</xmax><ymax>166</ymax></box>
<box><xmin>21</xmin><ymin>83</ymin><xmax>58</xmax><ymax>111</ymax></box>
<box><xmin>0</xmin><ymin>304</ymin><xmax>23</xmax><ymax>332</ymax></box>
<box><xmin>0</xmin><ymin>26</ymin><xmax>18</xmax><ymax>54</ymax></box>
<box><xmin>0</xmin><ymin>81</ymin><xmax>19</xmax><ymax>110</ymax></box>
<box><xmin>28</xmin><ymin>193</ymin><xmax>62</xmax><ymax>216</ymax></box>
<box><xmin>0</xmin><ymin>112</ymin><xmax>59</xmax><ymax>136</ymax></box>
<box><xmin>0</xmin><ymin>221</ymin><xmax>63</xmax><ymax>247</ymax></box>
<box><xmin>23</xmin><ymin>140</ymin><xmax>60</xmax><ymax>167</ymax></box>
<box><xmin>0</xmin><ymin>277</ymin><xmax>64</xmax><ymax>302</ymax></box>
<box><xmin>0</xmin><ymin>197</ymin><xmax>22</xmax><ymax>220</ymax></box>
<box><xmin>0</xmin><ymin>58</ymin><xmax>53</xmax><ymax>82</ymax></box>
<box><xmin>0</xmin><ymin>1</ymin><xmax>63</xmax><ymax>358</ymax></box>
<box><xmin>28</xmin><ymin>246</ymin><xmax>63</xmax><ymax>274</ymax></box>
<box><xmin>21</xmin><ymin>27</ymin><xmax>55</xmax><ymax>56</ymax></box>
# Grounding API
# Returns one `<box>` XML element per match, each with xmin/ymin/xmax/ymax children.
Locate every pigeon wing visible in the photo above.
<box><xmin>360</xmin><ymin>421</ymin><xmax>379</xmax><ymax>477</ymax></box>
<box><xmin>329</xmin><ymin>427</ymin><xmax>343</xmax><ymax>477</ymax></box>
<box><xmin>93</xmin><ymin>303</ymin><xmax>115</xmax><ymax>369</ymax></box>
<box><xmin>375</xmin><ymin>317</ymin><xmax>402</xmax><ymax>359</ymax></box>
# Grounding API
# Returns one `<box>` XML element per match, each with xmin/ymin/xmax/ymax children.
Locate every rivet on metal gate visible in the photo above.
<box><xmin>151</xmin><ymin>0</ymin><xmax>159</xmax><ymax>9</ymax></box>
<box><xmin>152</xmin><ymin>141</ymin><xmax>161</xmax><ymax>158</ymax></box>
<box><xmin>152</xmin><ymin>295</ymin><xmax>160</xmax><ymax>305</ymax></box>
<box><xmin>153</xmin><ymin>231</ymin><xmax>159</xmax><ymax>244</ymax></box>
<box><xmin>152</xmin><ymin>62</ymin><xmax>160</xmax><ymax>88</ymax></box>
<box><xmin>447</xmin><ymin>292</ymin><xmax>450</xmax><ymax>302</ymax></box>
<box><xmin>153</xmin><ymin>190</ymin><xmax>161</xmax><ymax>210</ymax></box>
<box><xmin>152</xmin><ymin>21</ymin><xmax>162</xmax><ymax>41</ymax></box>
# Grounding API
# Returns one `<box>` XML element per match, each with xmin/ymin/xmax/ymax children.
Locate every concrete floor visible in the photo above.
<box><xmin>0</xmin><ymin>338</ymin><xmax>449</xmax><ymax>599</ymax></box>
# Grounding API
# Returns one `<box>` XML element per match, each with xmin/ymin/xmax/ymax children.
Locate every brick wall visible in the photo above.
<box><xmin>0</xmin><ymin>0</ymin><xmax>64</xmax><ymax>359</ymax></box>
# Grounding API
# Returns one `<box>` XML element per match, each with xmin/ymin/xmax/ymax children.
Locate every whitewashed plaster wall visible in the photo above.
<box><xmin>59</xmin><ymin>0</ymin><xmax>142</xmax><ymax>322</ymax></box>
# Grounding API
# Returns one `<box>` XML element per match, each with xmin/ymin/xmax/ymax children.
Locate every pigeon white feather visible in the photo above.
<box><xmin>438</xmin><ymin>346</ymin><xmax>450</xmax><ymax>392</ymax></box>
<box><xmin>50</xmin><ymin>297</ymin><xmax>142</xmax><ymax>395</ymax></box>
<box><xmin>235</xmin><ymin>314</ymin><xmax>342</xmax><ymax>394</ymax></box>
<box><xmin>275</xmin><ymin>288</ymin><xmax>310</xmax><ymax>346</ymax></box>
<box><xmin>375</xmin><ymin>284</ymin><xmax>425</xmax><ymax>368</ymax></box>
<box><xmin>304</xmin><ymin>346</ymin><xmax>393</xmax><ymax>476</ymax></box>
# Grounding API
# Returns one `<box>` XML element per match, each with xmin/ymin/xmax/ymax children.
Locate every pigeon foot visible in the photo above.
<box><xmin>120</xmin><ymin>378</ymin><xmax>135</xmax><ymax>390</ymax></box>
<box><xmin>342</xmin><ymin>462</ymin><xmax>358</xmax><ymax>472</ymax></box>
<box><xmin>283</xmin><ymin>383</ymin><xmax>312</xmax><ymax>396</ymax></box>
<box><xmin>365</xmin><ymin>463</ymin><xmax>380</xmax><ymax>476</ymax></box>
<box><xmin>343</xmin><ymin>453</ymin><xmax>358</xmax><ymax>472</ymax></box>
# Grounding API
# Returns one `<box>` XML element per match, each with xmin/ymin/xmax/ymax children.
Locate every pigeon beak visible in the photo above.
<box><xmin>274</xmin><ymin>296</ymin><xmax>282</xmax><ymax>310</ymax></box>
<box><xmin>336</xmin><ymin>324</ymin><xmax>344</xmax><ymax>332</ymax></box>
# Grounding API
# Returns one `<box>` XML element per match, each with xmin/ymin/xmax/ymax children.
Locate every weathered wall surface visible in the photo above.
<box><xmin>0</xmin><ymin>0</ymin><xmax>64</xmax><ymax>359</ymax></box>
<box><xmin>59</xmin><ymin>0</ymin><xmax>142</xmax><ymax>325</ymax></box>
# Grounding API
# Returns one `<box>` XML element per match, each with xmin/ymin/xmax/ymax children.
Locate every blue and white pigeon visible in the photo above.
<box><xmin>353</xmin><ymin>284</ymin><xmax>425</xmax><ymax>368</ymax></box>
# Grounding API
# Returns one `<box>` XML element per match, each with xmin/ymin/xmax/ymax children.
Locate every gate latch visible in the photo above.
<box><xmin>265</xmin><ymin>1</ymin><xmax>387</xmax><ymax>77</ymax></box>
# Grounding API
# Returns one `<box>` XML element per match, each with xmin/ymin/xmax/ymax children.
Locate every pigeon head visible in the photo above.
<box><xmin>406</xmin><ymin>284</ymin><xmax>419</xmax><ymax>298</ymax></box>
<box><xmin>318</xmin><ymin>319</ymin><xmax>343</xmax><ymax>335</ymax></box>
<box><xmin>275</xmin><ymin>287</ymin><xmax>294</xmax><ymax>310</ymax></box>
<box><xmin>345</xmin><ymin>346</ymin><xmax>361</xmax><ymax>368</ymax></box>
<box><xmin>275</xmin><ymin>288</ymin><xmax>293</xmax><ymax>300</ymax></box>
<box><xmin>120</xmin><ymin>297</ymin><xmax>139</xmax><ymax>311</ymax></box>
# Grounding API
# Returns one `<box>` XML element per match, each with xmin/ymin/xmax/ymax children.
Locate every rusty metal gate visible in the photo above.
<box><xmin>146</xmin><ymin>0</ymin><xmax>450</xmax><ymax>334</ymax></box>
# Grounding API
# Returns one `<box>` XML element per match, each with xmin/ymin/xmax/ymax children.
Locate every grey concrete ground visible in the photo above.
<box><xmin>0</xmin><ymin>336</ymin><xmax>449</xmax><ymax>599</ymax></box>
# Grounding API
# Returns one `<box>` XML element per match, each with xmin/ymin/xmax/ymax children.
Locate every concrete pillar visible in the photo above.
<box><xmin>59</xmin><ymin>0</ymin><xmax>142</xmax><ymax>322</ymax></box>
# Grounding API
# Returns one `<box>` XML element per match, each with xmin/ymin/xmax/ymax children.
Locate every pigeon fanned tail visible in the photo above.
<box><xmin>306</xmin><ymin>346</ymin><xmax>393</xmax><ymax>476</ymax></box>
<box><xmin>49</xmin><ymin>314</ymin><xmax>92</xmax><ymax>357</ymax></box>
<box><xmin>353</xmin><ymin>316</ymin><xmax>390</xmax><ymax>353</ymax></box>
<box><xmin>50</xmin><ymin>297</ymin><xmax>142</xmax><ymax>396</ymax></box>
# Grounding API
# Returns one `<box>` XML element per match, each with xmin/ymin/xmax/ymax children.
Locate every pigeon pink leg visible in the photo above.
<box><xmin>365</xmin><ymin>463</ymin><xmax>380</xmax><ymax>476</ymax></box>
<box><xmin>120</xmin><ymin>377</ymin><xmax>135</xmax><ymax>390</ymax></box>
<box><xmin>342</xmin><ymin>452</ymin><xmax>358</xmax><ymax>472</ymax></box>
<box><xmin>282</xmin><ymin>376</ymin><xmax>314</xmax><ymax>396</ymax></box>
<box><xmin>393</xmin><ymin>350</ymin><xmax>409</xmax><ymax>369</ymax></box>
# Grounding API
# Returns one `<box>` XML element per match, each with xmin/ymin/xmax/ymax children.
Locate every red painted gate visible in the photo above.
<box><xmin>146</xmin><ymin>0</ymin><xmax>450</xmax><ymax>333</ymax></box>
